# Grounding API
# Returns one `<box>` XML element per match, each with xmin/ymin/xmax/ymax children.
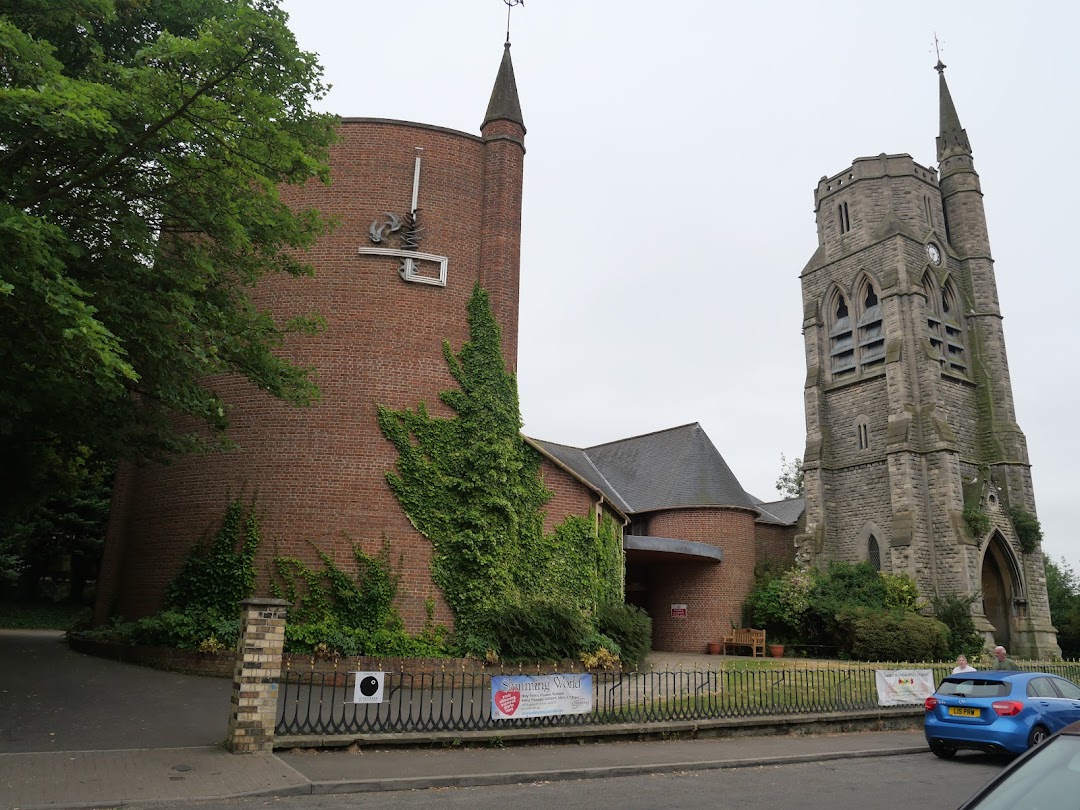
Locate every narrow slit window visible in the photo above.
<box><xmin>838</xmin><ymin>202</ymin><xmax>851</xmax><ymax>234</ymax></box>
<box><xmin>857</xmin><ymin>420</ymin><xmax>869</xmax><ymax>451</ymax></box>
<box><xmin>924</xmin><ymin>195</ymin><xmax>933</xmax><ymax>225</ymax></box>
<box><xmin>868</xmin><ymin>536</ymin><xmax>881</xmax><ymax>571</ymax></box>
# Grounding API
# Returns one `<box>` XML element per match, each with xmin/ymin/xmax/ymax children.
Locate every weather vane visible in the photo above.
<box><xmin>932</xmin><ymin>32</ymin><xmax>945</xmax><ymax>72</ymax></box>
<box><xmin>504</xmin><ymin>0</ymin><xmax>524</xmax><ymax>44</ymax></box>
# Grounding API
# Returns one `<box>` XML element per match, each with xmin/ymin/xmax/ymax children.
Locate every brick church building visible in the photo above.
<box><xmin>96</xmin><ymin>44</ymin><xmax>1052</xmax><ymax>655</ymax></box>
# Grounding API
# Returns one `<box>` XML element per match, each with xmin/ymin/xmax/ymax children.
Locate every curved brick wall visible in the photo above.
<box><xmin>97</xmin><ymin>117</ymin><xmax>524</xmax><ymax>631</ymax></box>
<box><xmin>644</xmin><ymin>508</ymin><xmax>758</xmax><ymax>653</ymax></box>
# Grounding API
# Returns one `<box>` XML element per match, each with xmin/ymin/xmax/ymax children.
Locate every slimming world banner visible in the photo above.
<box><xmin>490</xmin><ymin>673</ymin><xmax>594</xmax><ymax>720</ymax></box>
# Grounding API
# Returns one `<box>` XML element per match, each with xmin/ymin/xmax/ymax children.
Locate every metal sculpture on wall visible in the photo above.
<box><xmin>359</xmin><ymin>147</ymin><xmax>448</xmax><ymax>287</ymax></box>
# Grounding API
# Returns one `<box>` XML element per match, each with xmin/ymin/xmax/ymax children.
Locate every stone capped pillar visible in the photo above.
<box><xmin>226</xmin><ymin>597</ymin><xmax>289</xmax><ymax>753</ymax></box>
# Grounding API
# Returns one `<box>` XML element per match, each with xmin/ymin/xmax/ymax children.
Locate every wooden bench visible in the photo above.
<box><xmin>718</xmin><ymin>628</ymin><xmax>766</xmax><ymax>657</ymax></box>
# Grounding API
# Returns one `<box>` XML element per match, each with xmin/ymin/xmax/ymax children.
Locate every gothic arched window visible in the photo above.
<box><xmin>829</xmin><ymin>293</ymin><xmax>855</xmax><ymax>376</ymax></box>
<box><xmin>857</xmin><ymin>282</ymin><xmax>885</xmax><ymax>371</ymax></box>
<box><xmin>941</xmin><ymin>280</ymin><xmax>967</xmax><ymax>375</ymax></box>
<box><xmin>924</xmin><ymin>273</ymin><xmax>945</xmax><ymax>360</ymax></box>
<box><xmin>868</xmin><ymin>535</ymin><xmax>881</xmax><ymax>571</ymax></box>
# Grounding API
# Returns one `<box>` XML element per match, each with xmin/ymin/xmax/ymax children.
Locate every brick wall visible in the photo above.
<box><xmin>644</xmin><ymin>508</ymin><xmax>757</xmax><ymax>653</ymax></box>
<box><xmin>97</xmin><ymin>116</ymin><xmax>522</xmax><ymax>635</ymax></box>
<box><xmin>755</xmin><ymin>523</ymin><xmax>797</xmax><ymax>567</ymax></box>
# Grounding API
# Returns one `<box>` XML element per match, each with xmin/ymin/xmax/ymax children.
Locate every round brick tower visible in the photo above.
<box><xmin>95</xmin><ymin>45</ymin><xmax>527</xmax><ymax>631</ymax></box>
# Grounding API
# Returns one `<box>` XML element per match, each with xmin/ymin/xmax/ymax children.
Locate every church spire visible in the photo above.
<box><xmin>482</xmin><ymin>42</ymin><xmax>525</xmax><ymax>133</ymax></box>
<box><xmin>935</xmin><ymin>60</ymin><xmax>971</xmax><ymax>162</ymax></box>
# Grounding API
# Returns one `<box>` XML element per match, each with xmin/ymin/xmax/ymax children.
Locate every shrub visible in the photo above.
<box><xmin>78</xmin><ymin>608</ymin><xmax>241</xmax><ymax>651</ymax></box>
<box><xmin>595</xmin><ymin>602</ymin><xmax>652</xmax><ymax>670</ymax></box>
<box><xmin>963</xmin><ymin>506</ymin><xmax>991</xmax><ymax>539</ymax></box>
<box><xmin>478</xmin><ymin>599</ymin><xmax>590</xmax><ymax>662</ymax></box>
<box><xmin>1009</xmin><ymin>507</ymin><xmax>1042</xmax><ymax>554</ymax></box>
<box><xmin>880</xmin><ymin>571</ymin><xmax>922</xmax><ymax>612</ymax></box>
<box><xmin>929</xmin><ymin>591</ymin><xmax>985</xmax><ymax>659</ymax></box>
<box><xmin>803</xmin><ymin>562</ymin><xmax>887</xmax><ymax>645</ymax></box>
<box><xmin>745</xmin><ymin>567</ymin><xmax>812</xmax><ymax>644</ymax></box>
<box><xmin>846</xmin><ymin>609</ymin><xmax>950</xmax><ymax>662</ymax></box>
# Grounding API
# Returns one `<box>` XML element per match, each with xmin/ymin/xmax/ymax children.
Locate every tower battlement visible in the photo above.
<box><xmin>814</xmin><ymin>153</ymin><xmax>938</xmax><ymax>207</ymax></box>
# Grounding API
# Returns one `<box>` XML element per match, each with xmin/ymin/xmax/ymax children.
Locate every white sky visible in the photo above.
<box><xmin>279</xmin><ymin>1</ymin><xmax>1080</xmax><ymax>575</ymax></box>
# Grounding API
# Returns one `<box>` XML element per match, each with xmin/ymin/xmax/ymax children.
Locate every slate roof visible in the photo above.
<box><xmin>753</xmin><ymin>497</ymin><xmax>806</xmax><ymax>526</ymax></box>
<box><xmin>529</xmin><ymin>423</ymin><xmax>757</xmax><ymax>516</ymax></box>
<box><xmin>482</xmin><ymin>42</ymin><xmax>525</xmax><ymax>131</ymax></box>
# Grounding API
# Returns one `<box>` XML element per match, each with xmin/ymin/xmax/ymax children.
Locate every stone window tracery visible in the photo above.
<box><xmin>857</xmin><ymin>282</ymin><xmax>885</xmax><ymax>371</ymax></box>
<box><xmin>829</xmin><ymin>292</ymin><xmax>855</xmax><ymax>376</ymax></box>
<box><xmin>868</xmin><ymin>535</ymin><xmax>881</xmax><ymax>571</ymax></box>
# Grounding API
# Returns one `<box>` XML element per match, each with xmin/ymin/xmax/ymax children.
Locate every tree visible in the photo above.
<box><xmin>1045</xmin><ymin>556</ymin><xmax>1080</xmax><ymax>658</ymax></box>
<box><xmin>0</xmin><ymin>0</ymin><xmax>338</xmax><ymax>518</ymax></box>
<box><xmin>774</xmin><ymin>453</ymin><xmax>804</xmax><ymax>499</ymax></box>
<box><xmin>0</xmin><ymin>449</ymin><xmax>113</xmax><ymax>602</ymax></box>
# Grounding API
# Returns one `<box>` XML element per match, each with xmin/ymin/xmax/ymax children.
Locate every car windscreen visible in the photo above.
<box><xmin>964</xmin><ymin>735</ymin><xmax>1080</xmax><ymax>809</ymax></box>
<box><xmin>936</xmin><ymin>678</ymin><xmax>1011</xmax><ymax>698</ymax></box>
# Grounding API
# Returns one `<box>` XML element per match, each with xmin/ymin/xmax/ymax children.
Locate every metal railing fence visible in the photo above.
<box><xmin>275</xmin><ymin>660</ymin><xmax>1080</xmax><ymax>738</ymax></box>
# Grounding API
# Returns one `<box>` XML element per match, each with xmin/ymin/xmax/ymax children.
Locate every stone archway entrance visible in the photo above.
<box><xmin>981</xmin><ymin>533</ymin><xmax>1016</xmax><ymax>648</ymax></box>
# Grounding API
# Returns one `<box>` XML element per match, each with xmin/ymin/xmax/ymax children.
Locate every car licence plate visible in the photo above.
<box><xmin>949</xmin><ymin>707</ymin><xmax>981</xmax><ymax>717</ymax></box>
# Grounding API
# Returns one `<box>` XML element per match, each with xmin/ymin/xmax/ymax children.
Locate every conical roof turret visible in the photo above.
<box><xmin>482</xmin><ymin>42</ymin><xmax>525</xmax><ymax>132</ymax></box>
<box><xmin>936</xmin><ymin>60</ymin><xmax>971</xmax><ymax>162</ymax></box>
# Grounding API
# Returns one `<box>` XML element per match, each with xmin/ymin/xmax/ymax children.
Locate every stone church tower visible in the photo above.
<box><xmin>796</xmin><ymin>62</ymin><xmax>1059</xmax><ymax>658</ymax></box>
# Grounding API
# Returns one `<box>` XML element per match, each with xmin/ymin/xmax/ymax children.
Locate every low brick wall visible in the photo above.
<box><xmin>69</xmin><ymin>635</ymin><xmax>234</xmax><ymax>678</ymax></box>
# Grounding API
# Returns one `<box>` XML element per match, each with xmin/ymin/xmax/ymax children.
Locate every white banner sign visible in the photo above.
<box><xmin>874</xmin><ymin>669</ymin><xmax>935</xmax><ymax>706</ymax></box>
<box><xmin>491</xmin><ymin>673</ymin><xmax>593</xmax><ymax>720</ymax></box>
<box><xmin>352</xmin><ymin>671</ymin><xmax>385</xmax><ymax>704</ymax></box>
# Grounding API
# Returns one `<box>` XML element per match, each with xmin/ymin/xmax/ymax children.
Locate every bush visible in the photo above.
<box><xmin>478</xmin><ymin>599</ymin><xmax>590</xmax><ymax>663</ymax></box>
<box><xmin>930</xmin><ymin>592</ymin><xmax>985</xmax><ymax>659</ymax></box>
<box><xmin>745</xmin><ymin>568</ymin><xmax>813</xmax><ymax>643</ymax></box>
<box><xmin>595</xmin><ymin>602</ymin><xmax>652</xmax><ymax>670</ymax></box>
<box><xmin>845</xmin><ymin>609</ymin><xmax>950</xmax><ymax>662</ymax></box>
<box><xmin>1009</xmin><ymin>507</ymin><xmax>1042</xmax><ymax>554</ymax></box>
<box><xmin>78</xmin><ymin>608</ymin><xmax>241</xmax><ymax>651</ymax></box>
<box><xmin>802</xmin><ymin>562</ymin><xmax>887</xmax><ymax>645</ymax></box>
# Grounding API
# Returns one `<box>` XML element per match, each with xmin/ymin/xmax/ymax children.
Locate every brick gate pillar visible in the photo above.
<box><xmin>226</xmin><ymin>597</ymin><xmax>289</xmax><ymax>753</ymax></box>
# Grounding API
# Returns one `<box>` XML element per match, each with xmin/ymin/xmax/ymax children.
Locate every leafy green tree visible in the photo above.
<box><xmin>0</xmin><ymin>449</ymin><xmax>112</xmax><ymax>601</ymax></box>
<box><xmin>0</xmin><ymin>0</ymin><xmax>337</xmax><ymax>518</ymax></box>
<box><xmin>774</xmin><ymin>453</ymin><xmax>804</xmax><ymax>498</ymax></box>
<box><xmin>1046</xmin><ymin>556</ymin><xmax>1080</xmax><ymax>658</ymax></box>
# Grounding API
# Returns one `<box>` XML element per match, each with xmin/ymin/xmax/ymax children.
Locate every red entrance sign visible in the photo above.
<box><xmin>670</xmin><ymin>604</ymin><xmax>688</xmax><ymax>618</ymax></box>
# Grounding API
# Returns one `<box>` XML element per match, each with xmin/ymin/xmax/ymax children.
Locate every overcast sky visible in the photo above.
<box><xmin>279</xmin><ymin>1</ymin><xmax>1079</xmax><ymax>575</ymax></box>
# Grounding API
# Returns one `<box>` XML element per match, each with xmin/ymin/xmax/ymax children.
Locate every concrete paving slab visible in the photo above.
<box><xmin>0</xmin><ymin>746</ymin><xmax>310</xmax><ymax>810</ymax></box>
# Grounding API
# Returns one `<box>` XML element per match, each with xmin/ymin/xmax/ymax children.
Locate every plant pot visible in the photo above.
<box><xmin>768</xmin><ymin>644</ymin><xmax>785</xmax><ymax>658</ymax></box>
<box><xmin>706</xmin><ymin>642</ymin><xmax>722</xmax><ymax>655</ymax></box>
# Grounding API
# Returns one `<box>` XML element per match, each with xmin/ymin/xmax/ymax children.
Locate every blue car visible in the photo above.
<box><xmin>924</xmin><ymin>671</ymin><xmax>1080</xmax><ymax>757</ymax></box>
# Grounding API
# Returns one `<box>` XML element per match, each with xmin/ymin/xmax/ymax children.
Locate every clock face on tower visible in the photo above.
<box><xmin>926</xmin><ymin>242</ymin><xmax>942</xmax><ymax>265</ymax></box>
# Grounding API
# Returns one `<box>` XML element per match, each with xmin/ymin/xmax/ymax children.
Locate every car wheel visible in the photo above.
<box><xmin>930</xmin><ymin>740</ymin><xmax>957</xmax><ymax>759</ymax></box>
<box><xmin>1028</xmin><ymin>725</ymin><xmax>1050</xmax><ymax>749</ymax></box>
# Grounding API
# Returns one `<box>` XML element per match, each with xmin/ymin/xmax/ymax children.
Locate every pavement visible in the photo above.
<box><xmin>0</xmin><ymin>630</ymin><xmax>933</xmax><ymax>809</ymax></box>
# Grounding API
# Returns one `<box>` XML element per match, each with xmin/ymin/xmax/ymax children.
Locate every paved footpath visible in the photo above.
<box><xmin>2</xmin><ymin>730</ymin><xmax>931</xmax><ymax>809</ymax></box>
<box><xmin>0</xmin><ymin>630</ymin><xmax>933</xmax><ymax>809</ymax></box>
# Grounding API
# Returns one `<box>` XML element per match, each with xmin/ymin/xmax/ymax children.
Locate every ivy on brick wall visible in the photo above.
<box><xmin>270</xmin><ymin>541</ymin><xmax>397</xmax><ymax>630</ymax></box>
<box><xmin>378</xmin><ymin>285</ymin><xmax>624</xmax><ymax>649</ymax></box>
<box><xmin>164</xmin><ymin>498</ymin><xmax>259</xmax><ymax>615</ymax></box>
